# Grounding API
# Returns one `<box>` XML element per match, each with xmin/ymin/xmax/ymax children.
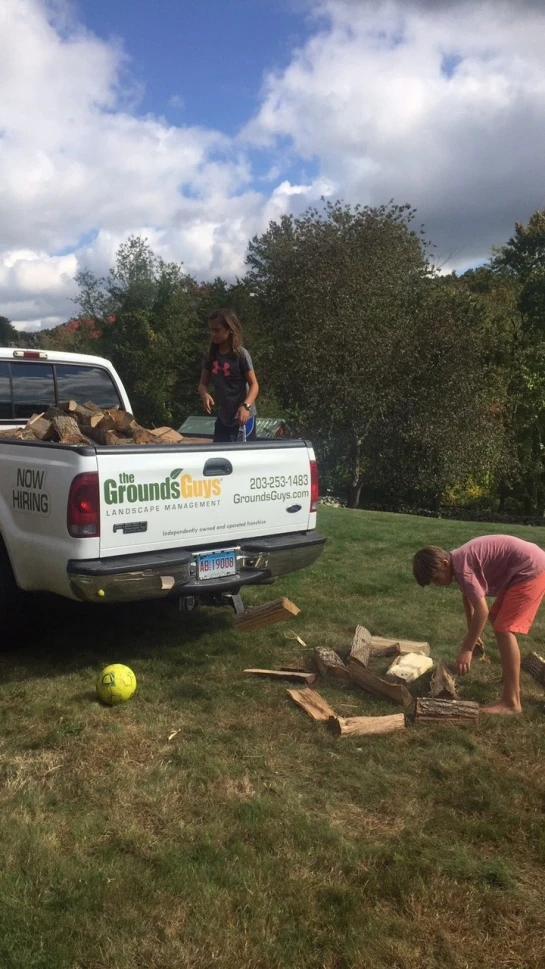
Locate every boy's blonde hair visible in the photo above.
<box><xmin>413</xmin><ymin>546</ymin><xmax>450</xmax><ymax>586</ymax></box>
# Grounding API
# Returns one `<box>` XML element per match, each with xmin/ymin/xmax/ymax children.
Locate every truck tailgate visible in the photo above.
<box><xmin>97</xmin><ymin>441</ymin><xmax>315</xmax><ymax>556</ymax></box>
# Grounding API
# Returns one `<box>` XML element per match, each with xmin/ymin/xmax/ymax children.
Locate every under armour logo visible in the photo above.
<box><xmin>212</xmin><ymin>360</ymin><xmax>231</xmax><ymax>376</ymax></box>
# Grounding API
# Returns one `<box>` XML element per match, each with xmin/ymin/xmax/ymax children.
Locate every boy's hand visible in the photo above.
<box><xmin>455</xmin><ymin>649</ymin><xmax>474</xmax><ymax>675</ymax></box>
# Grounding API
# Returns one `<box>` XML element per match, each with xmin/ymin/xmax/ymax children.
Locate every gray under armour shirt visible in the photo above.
<box><xmin>203</xmin><ymin>347</ymin><xmax>256</xmax><ymax>426</ymax></box>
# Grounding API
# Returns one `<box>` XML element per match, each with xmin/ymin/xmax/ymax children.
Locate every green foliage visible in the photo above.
<box><xmin>0</xmin><ymin>315</ymin><xmax>18</xmax><ymax>345</ymax></box>
<box><xmin>475</xmin><ymin>209</ymin><xmax>545</xmax><ymax>513</ymax></box>
<box><xmin>74</xmin><ymin>237</ymin><xmax>203</xmax><ymax>426</ymax></box>
<box><xmin>246</xmin><ymin>199</ymin><xmax>499</xmax><ymax>508</ymax></box>
<box><xmin>360</xmin><ymin>279</ymin><xmax>503</xmax><ymax>508</ymax></box>
<box><xmin>17</xmin><ymin>204</ymin><xmax>545</xmax><ymax>515</ymax></box>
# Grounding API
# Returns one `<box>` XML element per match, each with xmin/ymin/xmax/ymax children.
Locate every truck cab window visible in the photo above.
<box><xmin>11</xmin><ymin>362</ymin><xmax>55</xmax><ymax>419</ymax></box>
<box><xmin>0</xmin><ymin>362</ymin><xmax>11</xmax><ymax>419</ymax></box>
<box><xmin>55</xmin><ymin>365</ymin><xmax>121</xmax><ymax>409</ymax></box>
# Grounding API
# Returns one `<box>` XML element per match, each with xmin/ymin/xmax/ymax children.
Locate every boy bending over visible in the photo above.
<box><xmin>413</xmin><ymin>535</ymin><xmax>545</xmax><ymax>715</ymax></box>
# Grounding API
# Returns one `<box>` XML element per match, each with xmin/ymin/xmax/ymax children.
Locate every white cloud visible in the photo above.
<box><xmin>245</xmin><ymin>0</ymin><xmax>545</xmax><ymax>269</ymax></box>
<box><xmin>1</xmin><ymin>0</ymin><xmax>545</xmax><ymax>328</ymax></box>
<box><xmin>0</xmin><ymin>0</ymin><xmax>274</xmax><ymax>327</ymax></box>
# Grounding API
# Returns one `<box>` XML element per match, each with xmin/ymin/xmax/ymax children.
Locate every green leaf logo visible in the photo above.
<box><xmin>170</xmin><ymin>468</ymin><xmax>183</xmax><ymax>479</ymax></box>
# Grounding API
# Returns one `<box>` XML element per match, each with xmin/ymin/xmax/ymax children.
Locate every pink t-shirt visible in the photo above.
<box><xmin>450</xmin><ymin>535</ymin><xmax>545</xmax><ymax>602</ymax></box>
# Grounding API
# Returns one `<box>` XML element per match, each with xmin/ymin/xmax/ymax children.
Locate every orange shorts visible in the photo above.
<box><xmin>489</xmin><ymin>571</ymin><xmax>545</xmax><ymax>634</ymax></box>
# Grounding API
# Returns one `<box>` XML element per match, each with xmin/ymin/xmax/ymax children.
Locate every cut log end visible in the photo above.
<box><xmin>386</xmin><ymin>652</ymin><xmax>434</xmax><ymax>685</ymax></box>
<box><xmin>232</xmin><ymin>597</ymin><xmax>300</xmax><ymax>631</ymax></box>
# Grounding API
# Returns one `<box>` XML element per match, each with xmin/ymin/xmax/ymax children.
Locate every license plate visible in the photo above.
<box><xmin>197</xmin><ymin>549</ymin><xmax>238</xmax><ymax>580</ymax></box>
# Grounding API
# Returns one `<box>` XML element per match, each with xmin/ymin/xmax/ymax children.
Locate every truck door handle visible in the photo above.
<box><xmin>203</xmin><ymin>458</ymin><xmax>233</xmax><ymax>476</ymax></box>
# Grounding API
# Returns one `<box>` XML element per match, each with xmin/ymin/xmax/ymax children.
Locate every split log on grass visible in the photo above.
<box><xmin>232</xmin><ymin>597</ymin><xmax>300</xmax><ymax>631</ymax></box>
<box><xmin>415</xmin><ymin>698</ymin><xmax>479</xmax><ymax>725</ymax></box>
<box><xmin>313</xmin><ymin>647</ymin><xmax>351</xmax><ymax>681</ymax></box>
<box><xmin>521</xmin><ymin>652</ymin><xmax>545</xmax><ymax>687</ymax></box>
<box><xmin>347</xmin><ymin>657</ymin><xmax>413</xmax><ymax>707</ymax></box>
<box><xmin>397</xmin><ymin>639</ymin><xmax>431</xmax><ymax>657</ymax></box>
<box><xmin>430</xmin><ymin>661</ymin><xmax>459</xmax><ymax>699</ymax></box>
<box><xmin>286</xmin><ymin>687</ymin><xmax>337</xmax><ymax>721</ymax></box>
<box><xmin>244</xmin><ymin>668</ymin><xmax>317</xmax><ymax>685</ymax></box>
<box><xmin>349</xmin><ymin>625</ymin><xmax>372</xmax><ymax>667</ymax></box>
<box><xmin>369</xmin><ymin>636</ymin><xmax>400</xmax><ymax>658</ymax></box>
<box><xmin>386</xmin><ymin>652</ymin><xmax>434</xmax><ymax>685</ymax></box>
<box><xmin>329</xmin><ymin>713</ymin><xmax>406</xmax><ymax>737</ymax></box>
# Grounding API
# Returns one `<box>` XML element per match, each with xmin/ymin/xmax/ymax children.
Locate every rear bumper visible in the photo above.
<box><xmin>67</xmin><ymin>531</ymin><xmax>326</xmax><ymax>603</ymax></box>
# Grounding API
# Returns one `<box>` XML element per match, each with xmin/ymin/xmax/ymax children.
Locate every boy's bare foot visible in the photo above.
<box><xmin>481</xmin><ymin>702</ymin><xmax>522</xmax><ymax>716</ymax></box>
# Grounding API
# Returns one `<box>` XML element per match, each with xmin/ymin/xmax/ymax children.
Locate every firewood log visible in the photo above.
<box><xmin>347</xmin><ymin>657</ymin><xmax>413</xmax><ymax>707</ymax></box>
<box><xmin>415</xmin><ymin>698</ymin><xmax>479</xmax><ymax>725</ymax></box>
<box><xmin>430</xmin><ymin>661</ymin><xmax>459</xmax><ymax>699</ymax></box>
<box><xmin>329</xmin><ymin>713</ymin><xmax>405</xmax><ymax>737</ymax></box>
<box><xmin>521</xmin><ymin>652</ymin><xmax>545</xmax><ymax>687</ymax></box>
<box><xmin>232</xmin><ymin>597</ymin><xmax>300</xmax><ymax>631</ymax></box>
<box><xmin>286</xmin><ymin>688</ymin><xmax>337</xmax><ymax>721</ymax></box>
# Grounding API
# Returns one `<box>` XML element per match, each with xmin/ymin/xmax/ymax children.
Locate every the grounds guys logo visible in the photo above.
<box><xmin>104</xmin><ymin>468</ymin><xmax>222</xmax><ymax>508</ymax></box>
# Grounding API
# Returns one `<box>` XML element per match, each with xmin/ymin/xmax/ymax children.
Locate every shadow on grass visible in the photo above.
<box><xmin>0</xmin><ymin>592</ymin><xmax>241</xmax><ymax>683</ymax></box>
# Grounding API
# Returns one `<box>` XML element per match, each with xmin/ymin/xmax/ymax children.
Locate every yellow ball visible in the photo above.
<box><xmin>96</xmin><ymin>664</ymin><xmax>137</xmax><ymax>706</ymax></box>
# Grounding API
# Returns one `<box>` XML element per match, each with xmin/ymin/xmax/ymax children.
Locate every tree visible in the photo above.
<box><xmin>479</xmin><ymin>209</ymin><xmax>545</xmax><ymax>513</ymax></box>
<box><xmin>74</xmin><ymin>237</ymin><xmax>203</xmax><ymax>426</ymax></box>
<box><xmin>361</xmin><ymin>278</ymin><xmax>503</xmax><ymax>508</ymax></box>
<box><xmin>246</xmin><ymin>199</ymin><xmax>496</xmax><ymax>508</ymax></box>
<box><xmin>0</xmin><ymin>316</ymin><xmax>18</xmax><ymax>345</ymax></box>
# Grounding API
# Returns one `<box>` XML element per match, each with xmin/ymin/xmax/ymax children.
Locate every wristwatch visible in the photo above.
<box><xmin>242</xmin><ymin>402</ymin><xmax>250</xmax><ymax>411</ymax></box>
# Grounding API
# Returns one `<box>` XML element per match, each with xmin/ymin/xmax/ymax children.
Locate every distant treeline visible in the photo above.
<box><xmin>4</xmin><ymin>203</ymin><xmax>545</xmax><ymax>515</ymax></box>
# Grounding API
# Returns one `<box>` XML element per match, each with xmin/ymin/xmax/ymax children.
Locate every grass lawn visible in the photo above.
<box><xmin>1</xmin><ymin>507</ymin><xmax>545</xmax><ymax>969</ymax></box>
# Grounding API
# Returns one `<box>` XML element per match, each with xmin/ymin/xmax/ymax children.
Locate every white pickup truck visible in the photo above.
<box><xmin>0</xmin><ymin>348</ymin><xmax>325</xmax><ymax>623</ymax></box>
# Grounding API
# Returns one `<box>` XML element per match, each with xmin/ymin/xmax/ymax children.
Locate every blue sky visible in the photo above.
<box><xmin>78</xmin><ymin>0</ymin><xmax>309</xmax><ymax>133</ymax></box>
<box><xmin>1</xmin><ymin>0</ymin><xmax>544</xmax><ymax>328</ymax></box>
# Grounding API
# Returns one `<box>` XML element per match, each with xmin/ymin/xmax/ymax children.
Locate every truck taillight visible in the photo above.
<box><xmin>67</xmin><ymin>473</ymin><xmax>100</xmax><ymax>537</ymax></box>
<box><xmin>310</xmin><ymin>460</ymin><xmax>319</xmax><ymax>513</ymax></box>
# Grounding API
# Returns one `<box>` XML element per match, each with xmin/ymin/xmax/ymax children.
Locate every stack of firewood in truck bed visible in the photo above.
<box><xmin>0</xmin><ymin>401</ymin><xmax>210</xmax><ymax>446</ymax></box>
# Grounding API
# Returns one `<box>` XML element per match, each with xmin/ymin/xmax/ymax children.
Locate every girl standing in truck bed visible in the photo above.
<box><xmin>198</xmin><ymin>308</ymin><xmax>259</xmax><ymax>443</ymax></box>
